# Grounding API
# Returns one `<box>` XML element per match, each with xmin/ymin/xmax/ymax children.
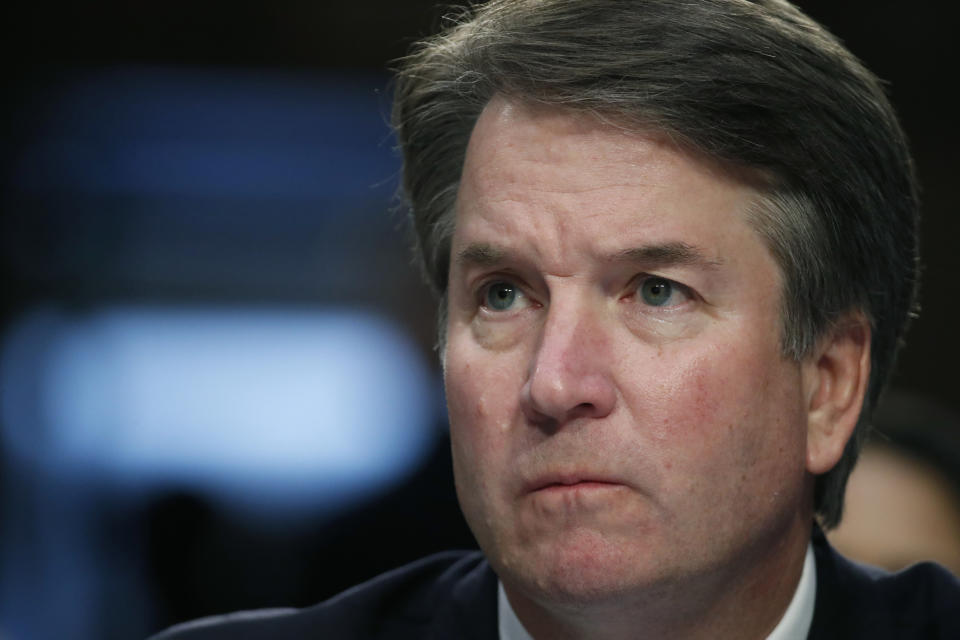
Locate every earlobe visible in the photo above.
<box><xmin>804</xmin><ymin>314</ymin><xmax>871</xmax><ymax>475</ymax></box>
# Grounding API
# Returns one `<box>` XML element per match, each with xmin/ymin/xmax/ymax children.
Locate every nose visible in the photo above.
<box><xmin>520</xmin><ymin>300</ymin><xmax>617</xmax><ymax>428</ymax></box>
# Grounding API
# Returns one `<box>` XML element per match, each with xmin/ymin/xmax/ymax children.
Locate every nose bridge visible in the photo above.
<box><xmin>536</xmin><ymin>294</ymin><xmax>597</xmax><ymax>376</ymax></box>
<box><xmin>522</xmin><ymin>288</ymin><xmax>616</xmax><ymax>424</ymax></box>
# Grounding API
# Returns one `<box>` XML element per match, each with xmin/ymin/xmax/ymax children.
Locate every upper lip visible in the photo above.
<box><xmin>525</xmin><ymin>472</ymin><xmax>625</xmax><ymax>493</ymax></box>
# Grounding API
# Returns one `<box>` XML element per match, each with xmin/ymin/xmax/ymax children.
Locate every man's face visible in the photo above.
<box><xmin>444</xmin><ymin>96</ymin><xmax>815</xmax><ymax>608</ymax></box>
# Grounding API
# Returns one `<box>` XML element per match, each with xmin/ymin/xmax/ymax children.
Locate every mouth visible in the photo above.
<box><xmin>527</xmin><ymin>474</ymin><xmax>625</xmax><ymax>494</ymax></box>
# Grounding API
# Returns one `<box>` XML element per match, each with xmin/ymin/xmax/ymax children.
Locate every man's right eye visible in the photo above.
<box><xmin>483</xmin><ymin>281</ymin><xmax>521</xmax><ymax>311</ymax></box>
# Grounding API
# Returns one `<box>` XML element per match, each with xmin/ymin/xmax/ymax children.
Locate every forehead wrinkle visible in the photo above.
<box><xmin>475</xmin><ymin>152</ymin><xmax>672</xmax><ymax>198</ymax></box>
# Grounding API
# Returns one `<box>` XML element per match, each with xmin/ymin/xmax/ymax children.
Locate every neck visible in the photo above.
<box><xmin>504</xmin><ymin>516</ymin><xmax>811</xmax><ymax>640</ymax></box>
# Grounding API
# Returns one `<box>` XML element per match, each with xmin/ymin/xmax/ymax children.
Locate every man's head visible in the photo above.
<box><xmin>392</xmin><ymin>0</ymin><xmax>918</xmax><ymax>531</ymax></box>
<box><xmin>438</xmin><ymin>98</ymin><xmax>855</xmax><ymax>635</ymax></box>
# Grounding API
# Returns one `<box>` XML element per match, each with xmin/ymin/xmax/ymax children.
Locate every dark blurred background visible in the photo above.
<box><xmin>0</xmin><ymin>2</ymin><xmax>957</xmax><ymax>639</ymax></box>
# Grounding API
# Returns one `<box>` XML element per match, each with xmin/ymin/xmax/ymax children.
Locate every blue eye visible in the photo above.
<box><xmin>485</xmin><ymin>282</ymin><xmax>518</xmax><ymax>311</ymax></box>
<box><xmin>640</xmin><ymin>277</ymin><xmax>675</xmax><ymax>306</ymax></box>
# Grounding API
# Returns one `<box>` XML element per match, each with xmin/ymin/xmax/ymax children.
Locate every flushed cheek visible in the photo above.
<box><xmin>616</xmin><ymin>349</ymin><xmax>729</xmax><ymax>451</ymax></box>
<box><xmin>631</xmin><ymin>343</ymin><xmax>804</xmax><ymax>480</ymax></box>
<box><xmin>696</xmin><ymin>358</ymin><xmax>805</xmax><ymax>515</ymax></box>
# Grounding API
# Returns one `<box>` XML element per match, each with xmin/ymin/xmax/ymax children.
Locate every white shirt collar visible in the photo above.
<box><xmin>767</xmin><ymin>543</ymin><xmax>817</xmax><ymax>640</ymax></box>
<box><xmin>498</xmin><ymin>580</ymin><xmax>535</xmax><ymax>640</ymax></box>
<box><xmin>498</xmin><ymin>543</ymin><xmax>817</xmax><ymax>640</ymax></box>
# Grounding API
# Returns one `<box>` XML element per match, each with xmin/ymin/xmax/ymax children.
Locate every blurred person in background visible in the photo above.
<box><xmin>829</xmin><ymin>391</ymin><xmax>960</xmax><ymax>575</ymax></box>
<box><xmin>152</xmin><ymin>1</ymin><xmax>960</xmax><ymax>638</ymax></box>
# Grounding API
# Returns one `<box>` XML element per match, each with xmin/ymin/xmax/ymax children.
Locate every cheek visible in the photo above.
<box><xmin>446</xmin><ymin>351</ymin><xmax>506</xmax><ymax>436</ymax></box>
<box><xmin>444</xmin><ymin>341</ymin><xmax>528</xmax><ymax>548</ymax></box>
<box><xmin>634</xmin><ymin>340</ymin><xmax>806</xmax><ymax>483</ymax></box>
<box><xmin>443</xmin><ymin>341</ymin><xmax>522</xmax><ymax>478</ymax></box>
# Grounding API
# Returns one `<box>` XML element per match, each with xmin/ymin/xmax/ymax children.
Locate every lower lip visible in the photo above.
<box><xmin>529</xmin><ymin>482</ymin><xmax>626</xmax><ymax>510</ymax></box>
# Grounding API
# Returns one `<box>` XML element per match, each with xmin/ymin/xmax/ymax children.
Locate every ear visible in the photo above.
<box><xmin>803</xmin><ymin>313</ymin><xmax>871</xmax><ymax>475</ymax></box>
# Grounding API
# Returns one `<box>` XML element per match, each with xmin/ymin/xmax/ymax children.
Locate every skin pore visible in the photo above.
<box><xmin>442</xmin><ymin>96</ymin><xmax>869</xmax><ymax>639</ymax></box>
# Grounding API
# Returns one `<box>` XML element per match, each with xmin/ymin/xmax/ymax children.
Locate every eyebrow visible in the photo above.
<box><xmin>454</xmin><ymin>241</ymin><xmax>722</xmax><ymax>270</ymax></box>
<box><xmin>454</xmin><ymin>242</ymin><xmax>510</xmax><ymax>268</ymax></box>
<box><xmin>607</xmin><ymin>242</ymin><xmax>723</xmax><ymax>270</ymax></box>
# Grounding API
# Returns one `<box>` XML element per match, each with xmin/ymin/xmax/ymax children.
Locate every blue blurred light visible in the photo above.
<box><xmin>0</xmin><ymin>306</ymin><xmax>440</xmax><ymax>512</ymax></box>
<box><xmin>11</xmin><ymin>68</ymin><xmax>399</xmax><ymax>202</ymax></box>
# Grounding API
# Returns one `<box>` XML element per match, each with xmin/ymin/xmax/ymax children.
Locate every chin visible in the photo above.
<box><xmin>495</xmin><ymin>527</ymin><xmax>673</xmax><ymax>607</ymax></box>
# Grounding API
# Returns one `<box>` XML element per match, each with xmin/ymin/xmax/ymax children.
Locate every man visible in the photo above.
<box><xmin>154</xmin><ymin>0</ymin><xmax>959</xmax><ymax>638</ymax></box>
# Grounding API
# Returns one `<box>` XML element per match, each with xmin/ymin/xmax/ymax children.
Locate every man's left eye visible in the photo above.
<box><xmin>637</xmin><ymin>277</ymin><xmax>688</xmax><ymax>307</ymax></box>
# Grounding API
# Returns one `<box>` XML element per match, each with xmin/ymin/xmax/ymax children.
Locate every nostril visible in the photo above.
<box><xmin>526</xmin><ymin>410</ymin><xmax>561</xmax><ymax>435</ymax></box>
<box><xmin>521</xmin><ymin>401</ymin><xmax>555</xmax><ymax>427</ymax></box>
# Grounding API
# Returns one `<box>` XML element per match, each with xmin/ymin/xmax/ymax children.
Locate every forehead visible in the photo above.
<box><xmin>462</xmin><ymin>95</ymin><xmax>762</xmax><ymax>189</ymax></box>
<box><xmin>454</xmin><ymin>96</ymin><xmax>776</xmax><ymax>275</ymax></box>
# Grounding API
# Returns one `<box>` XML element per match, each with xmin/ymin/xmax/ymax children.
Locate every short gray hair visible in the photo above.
<box><xmin>391</xmin><ymin>0</ymin><xmax>919</xmax><ymax>528</ymax></box>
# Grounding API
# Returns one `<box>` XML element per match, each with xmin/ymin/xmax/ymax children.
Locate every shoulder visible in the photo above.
<box><xmin>149</xmin><ymin>550</ymin><xmax>497</xmax><ymax>640</ymax></box>
<box><xmin>810</xmin><ymin>528</ymin><xmax>960</xmax><ymax>639</ymax></box>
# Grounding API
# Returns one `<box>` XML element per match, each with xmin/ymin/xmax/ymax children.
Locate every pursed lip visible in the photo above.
<box><xmin>524</xmin><ymin>473</ymin><xmax>626</xmax><ymax>494</ymax></box>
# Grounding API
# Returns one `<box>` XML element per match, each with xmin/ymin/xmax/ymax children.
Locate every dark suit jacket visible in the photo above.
<box><xmin>152</xmin><ymin>528</ymin><xmax>959</xmax><ymax>639</ymax></box>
